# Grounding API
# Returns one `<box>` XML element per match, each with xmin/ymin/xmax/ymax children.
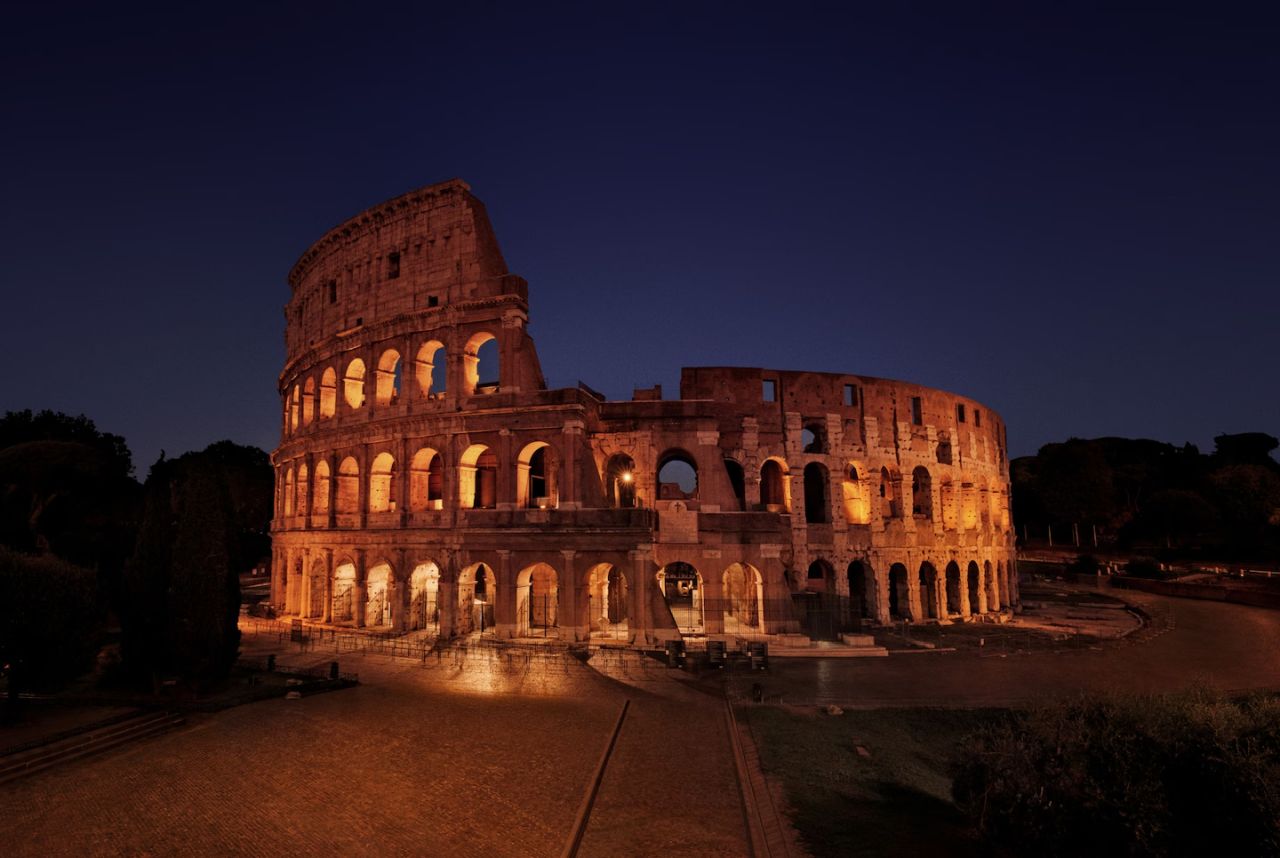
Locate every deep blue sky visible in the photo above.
<box><xmin>3</xmin><ymin>2</ymin><xmax>1277</xmax><ymax>471</ymax></box>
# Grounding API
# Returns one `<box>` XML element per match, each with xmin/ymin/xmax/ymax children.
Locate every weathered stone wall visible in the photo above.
<box><xmin>271</xmin><ymin>180</ymin><xmax>1018</xmax><ymax>645</ymax></box>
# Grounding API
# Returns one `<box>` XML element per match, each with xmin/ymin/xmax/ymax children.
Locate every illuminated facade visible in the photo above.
<box><xmin>270</xmin><ymin>179</ymin><xmax>1018</xmax><ymax>644</ymax></box>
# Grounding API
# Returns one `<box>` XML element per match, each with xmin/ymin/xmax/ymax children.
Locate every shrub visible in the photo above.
<box><xmin>1124</xmin><ymin>557</ymin><xmax>1168</xmax><ymax>579</ymax></box>
<box><xmin>952</xmin><ymin>690</ymin><xmax>1280</xmax><ymax>856</ymax></box>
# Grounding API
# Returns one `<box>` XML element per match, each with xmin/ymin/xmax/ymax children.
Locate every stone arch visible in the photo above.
<box><xmin>458</xmin><ymin>562</ymin><xmax>496</xmax><ymax>634</ymax></box>
<box><xmin>944</xmin><ymin>560</ymin><xmax>963</xmax><ymax>616</ymax></box>
<box><xmin>319</xmin><ymin>367</ymin><xmax>337</xmax><ymax>418</ymax></box>
<box><xmin>302</xmin><ymin>376</ymin><xmax>316</xmax><ymax>425</ymax></box>
<box><xmin>409</xmin><ymin>561</ymin><xmax>440</xmax><ymax>631</ymax></box>
<box><xmin>657</xmin><ymin>561</ymin><xmax>703</xmax><ymax>634</ymax></box>
<box><xmin>459</xmin><ymin>444</ymin><xmax>497</xmax><ymax>509</ymax></box>
<box><xmin>343</xmin><ymin>358</ymin><xmax>366</xmax><ymax>409</ymax></box>
<box><xmin>803</xmin><ymin>462</ymin><xmax>830</xmax><ymax>523</ymax></box>
<box><xmin>801</xmin><ymin>421</ymin><xmax>827</xmax><ymax>454</ymax></box>
<box><xmin>415</xmin><ymin>340</ymin><xmax>446</xmax><ymax>398</ymax></box>
<box><xmin>806</xmin><ymin>558</ymin><xmax>834</xmax><ymax>591</ymax></box>
<box><xmin>365</xmin><ymin>561</ymin><xmax>393</xmax><ymax>628</ymax></box>
<box><xmin>847</xmin><ymin>560</ymin><xmax>871</xmax><ymax>624</ymax></box>
<box><xmin>985</xmin><ymin>559</ymin><xmax>1000</xmax><ymax>611</ymax></box>
<box><xmin>912</xmin><ymin>466</ymin><xmax>933</xmax><ymax>519</ymax></box>
<box><xmin>657</xmin><ymin>449</ymin><xmax>698</xmax><ymax>501</ymax></box>
<box><xmin>463</xmin><ymin>331</ymin><xmax>499</xmax><ymax>395</ymax></box>
<box><xmin>841</xmin><ymin>463</ymin><xmax>870</xmax><ymax>524</ymax></box>
<box><xmin>409</xmin><ymin>447</ymin><xmax>443</xmax><ymax>511</ymax></box>
<box><xmin>722</xmin><ymin>562</ymin><xmax>764</xmax><ymax>633</ymax></box>
<box><xmin>307</xmin><ymin>557</ymin><xmax>326</xmax><ymax>618</ymax></box>
<box><xmin>918</xmin><ymin>562</ymin><xmax>940</xmax><ymax>620</ymax></box>
<box><xmin>880</xmin><ymin>466</ymin><xmax>901</xmax><ymax>518</ymax></box>
<box><xmin>967</xmin><ymin>561</ymin><xmax>982</xmax><ymax>614</ymax></box>
<box><xmin>332</xmin><ymin>560</ymin><xmax>357</xmax><ymax>622</ymax></box>
<box><xmin>604</xmin><ymin>453</ymin><xmax>637</xmax><ymax>508</ymax></box>
<box><xmin>335</xmin><ymin>456</ymin><xmax>360</xmax><ymax>514</ymax></box>
<box><xmin>369</xmin><ymin>452</ymin><xmax>395</xmax><ymax>513</ymax></box>
<box><xmin>296</xmin><ymin>463</ymin><xmax>309</xmax><ymax>517</ymax></box>
<box><xmin>587</xmin><ymin>562</ymin><xmax>629</xmax><ymax>635</ymax></box>
<box><xmin>516</xmin><ymin>562</ymin><xmax>558</xmax><ymax>637</ymax></box>
<box><xmin>888</xmin><ymin>563</ymin><xmax>910</xmax><ymax>620</ymax></box>
<box><xmin>517</xmin><ymin>441</ymin><xmax>559</xmax><ymax>508</ymax></box>
<box><xmin>283</xmin><ymin>467</ymin><xmax>295</xmax><ymax>516</ymax></box>
<box><xmin>375</xmin><ymin>348</ymin><xmax>402</xmax><ymax>406</ymax></box>
<box><xmin>313</xmin><ymin>460</ymin><xmax>331</xmax><ymax>515</ymax></box>
<box><xmin>760</xmin><ymin>458</ymin><xmax>790</xmax><ymax>511</ymax></box>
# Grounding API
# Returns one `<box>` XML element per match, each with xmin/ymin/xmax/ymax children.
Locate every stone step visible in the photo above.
<box><xmin>0</xmin><ymin>711</ymin><xmax>185</xmax><ymax>785</ymax></box>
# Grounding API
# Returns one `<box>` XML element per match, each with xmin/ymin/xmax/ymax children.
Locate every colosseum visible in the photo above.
<box><xmin>270</xmin><ymin>179</ymin><xmax>1018</xmax><ymax>647</ymax></box>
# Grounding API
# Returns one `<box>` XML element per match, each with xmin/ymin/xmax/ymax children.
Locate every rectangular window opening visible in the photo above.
<box><xmin>762</xmin><ymin>378</ymin><xmax>777</xmax><ymax>402</ymax></box>
<box><xmin>957</xmin><ymin>403</ymin><xmax>966</xmax><ymax>423</ymax></box>
<box><xmin>975</xmin><ymin>409</ymin><xmax>982</xmax><ymax>427</ymax></box>
<box><xmin>387</xmin><ymin>252</ymin><xmax>401</xmax><ymax>279</ymax></box>
<box><xmin>843</xmin><ymin>384</ymin><xmax>857</xmax><ymax>407</ymax></box>
<box><xmin>328</xmin><ymin>280</ymin><xmax>337</xmax><ymax>304</ymax></box>
<box><xmin>427</xmin><ymin>295</ymin><xmax>439</xmax><ymax>308</ymax></box>
<box><xmin>911</xmin><ymin>396</ymin><xmax>923</xmax><ymax>426</ymax></box>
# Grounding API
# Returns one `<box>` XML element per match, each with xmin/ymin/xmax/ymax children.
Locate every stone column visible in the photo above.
<box><xmin>560</xmin><ymin>550</ymin><xmax>583</xmax><ymax>641</ymax></box>
<box><xmin>391</xmin><ymin>549</ymin><xmax>409</xmax><ymax>632</ymax></box>
<box><xmin>437</xmin><ymin>550</ymin><xmax>459</xmax><ymax>639</ymax></box>
<box><xmin>353</xmin><ymin>549</ymin><xmax>367</xmax><ymax>628</ymax></box>
<box><xmin>560</xmin><ymin>421</ymin><xmax>584</xmax><ymax>509</ymax></box>
<box><xmin>497</xmin><ymin>427</ymin><xmax>515</xmax><ymax>510</ymax></box>
<box><xmin>630</xmin><ymin>550</ymin><xmax>650</xmax><ymax>644</ymax></box>
<box><xmin>322</xmin><ymin>548</ymin><xmax>334</xmax><ymax>623</ymax></box>
<box><xmin>495</xmin><ymin>550</ymin><xmax>514</xmax><ymax>639</ymax></box>
<box><xmin>299</xmin><ymin>548</ymin><xmax>312</xmax><ymax>617</ymax></box>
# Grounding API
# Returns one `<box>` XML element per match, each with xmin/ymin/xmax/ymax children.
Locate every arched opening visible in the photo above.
<box><xmin>375</xmin><ymin>349</ymin><xmax>402</xmax><ymax>406</ymax></box>
<box><xmin>847</xmin><ymin>561</ymin><xmax>870</xmax><ymax>625</ymax></box>
<box><xmin>296</xmin><ymin>463</ymin><xmax>309</xmax><ymax>517</ymax></box>
<box><xmin>463</xmin><ymin>332</ymin><xmax>499</xmax><ymax>395</ymax></box>
<box><xmin>803</xmin><ymin>463</ymin><xmax>830</xmax><ymax>523</ymax></box>
<box><xmin>722</xmin><ymin>563</ymin><xmax>764</xmax><ymax>634</ymax></box>
<box><xmin>409</xmin><ymin>448</ymin><xmax>443</xmax><ymax>511</ymax></box>
<box><xmin>588</xmin><ymin>563</ymin><xmax>628</xmax><ymax>638</ymax></box>
<box><xmin>283</xmin><ymin>467</ymin><xmax>295</xmax><ymax>516</ymax></box>
<box><xmin>657</xmin><ymin>451</ymin><xmax>698</xmax><ymax>500</ymax></box>
<box><xmin>516</xmin><ymin>563</ymin><xmax>558</xmax><ymax>637</ymax></box>
<box><xmin>888</xmin><ymin>563</ymin><xmax>909</xmax><ymax>620</ymax></box>
<box><xmin>459</xmin><ymin>562</ymin><xmax>496</xmax><ymax>634</ymax></box>
<box><xmin>415</xmin><ymin>340</ymin><xmax>446</xmax><ymax>398</ymax></box>
<box><xmin>967</xmin><ymin>561</ymin><xmax>982</xmax><ymax>615</ymax></box>
<box><xmin>657</xmin><ymin>562</ymin><xmax>703</xmax><ymax>634</ymax></box>
<box><xmin>912</xmin><ymin>466</ymin><xmax>933</xmax><ymax>519</ymax></box>
<box><xmin>724</xmin><ymin>459</ymin><xmax>746</xmax><ymax>510</ymax></box>
<box><xmin>369</xmin><ymin>452</ymin><xmax>395</xmax><ymax>513</ymax></box>
<box><xmin>313</xmin><ymin>461</ymin><xmax>330</xmax><ymax>515</ymax></box>
<box><xmin>604</xmin><ymin>454</ymin><xmax>637</xmax><ymax>508</ymax></box>
<box><xmin>335</xmin><ymin>457</ymin><xmax>360</xmax><ymax>514</ymax></box>
<box><xmin>918</xmin><ymin>562</ymin><xmax>940</xmax><ymax>620</ymax></box>
<box><xmin>307</xmin><ymin>559</ymin><xmax>325</xmax><ymax>618</ymax></box>
<box><xmin>459</xmin><ymin>444</ymin><xmax>497</xmax><ymax>509</ymax></box>
<box><xmin>806</xmin><ymin>559</ymin><xmax>833</xmax><ymax>591</ymax></box>
<box><xmin>842</xmin><ymin>464</ymin><xmax>869</xmax><ymax>523</ymax></box>
<box><xmin>985</xmin><ymin>560</ymin><xmax>1000</xmax><ymax>611</ymax></box>
<box><xmin>760</xmin><ymin>458</ymin><xmax>789</xmax><ymax>511</ymax></box>
<box><xmin>800</xmin><ymin>560</ymin><xmax>836</xmax><ymax>640</ymax></box>
<box><xmin>319</xmin><ymin>367</ymin><xmax>337</xmax><ymax>418</ymax></box>
<box><xmin>366</xmin><ymin>562</ymin><xmax>392</xmax><ymax>628</ymax></box>
<box><xmin>880</xmin><ymin>467</ymin><xmax>900</xmax><ymax>518</ymax></box>
<box><xmin>802</xmin><ymin>422</ymin><xmax>827</xmax><ymax>454</ymax></box>
<box><xmin>409</xmin><ymin>562</ymin><xmax>440</xmax><ymax>631</ymax></box>
<box><xmin>302</xmin><ymin>377</ymin><xmax>316</xmax><ymax>425</ymax></box>
<box><xmin>517</xmin><ymin>442</ymin><xmax>559</xmax><ymax>508</ymax></box>
<box><xmin>945</xmin><ymin>560</ymin><xmax>963</xmax><ymax>616</ymax></box>
<box><xmin>343</xmin><ymin>358</ymin><xmax>366</xmax><ymax>409</ymax></box>
<box><xmin>332</xmin><ymin>562</ymin><xmax>356</xmax><ymax>622</ymax></box>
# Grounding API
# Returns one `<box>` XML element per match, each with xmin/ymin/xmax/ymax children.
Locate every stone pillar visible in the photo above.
<box><xmin>437</xmin><ymin>550</ymin><xmax>459</xmax><ymax>638</ymax></box>
<box><xmin>395</xmin><ymin>436</ymin><xmax>409</xmax><ymax>525</ymax></box>
<box><xmin>873</xmin><ymin>559</ymin><xmax>891</xmax><ymax>625</ymax></box>
<box><xmin>391</xmin><ymin>549</ymin><xmax>409</xmax><ymax>632</ymax></box>
<box><xmin>630</xmin><ymin>550</ymin><xmax>650</xmax><ymax>644</ymax></box>
<box><xmin>497</xmin><ymin>428</ymin><xmax>515</xmax><ymax>510</ymax></box>
<box><xmin>353</xmin><ymin>549</ymin><xmax>367</xmax><ymax>628</ymax></box>
<box><xmin>906</xmin><ymin>558</ymin><xmax>923</xmax><ymax>621</ymax></box>
<box><xmin>560</xmin><ymin>421</ymin><xmax>584</xmax><ymax>509</ymax></box>
<box><xmin>957</xmin><ymin>563</ymin><xmax>971</xmax><ymax>619</ymax></box>
<box><xmin>299</xmin><ymin>548</ymin><xmax>312</xmax><ymax>617</ymax></box>
<box><xmin>357</xmin><ymin>446</ymin><xmax>369</xmax><ymax>529</ymax></box>
<box><xmin>560</xmin><ymin>550</ymin><xmax>582</xmax><ymax>641</ymax></box>
<box><xmin>495</xmin><ymin>550</ymin><xmax>514</xmax><ymax>639</ymax></box>
<box><xmin>322</xmin><ymin>548</ymin><xmax>334</xmax><ymax>623</ymax></box>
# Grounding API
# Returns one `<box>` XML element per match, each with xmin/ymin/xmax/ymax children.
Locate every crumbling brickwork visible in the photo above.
<box><xmin>271</xmin><ymin>179</ymin><xmax>1018</xmax><ymax>644</ymax></box>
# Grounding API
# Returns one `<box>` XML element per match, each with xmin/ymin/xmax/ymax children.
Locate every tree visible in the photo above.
<box><xmin>0</xmin><ymin>547</ymin><xmax>103</xmax><ymax>716</ymax></box>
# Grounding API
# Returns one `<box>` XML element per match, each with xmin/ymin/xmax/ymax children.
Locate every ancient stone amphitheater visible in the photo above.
<box><xmin>270</xmin><ymin>179</ymin><xmax>1018</xmax><ymax>645</ymax></box>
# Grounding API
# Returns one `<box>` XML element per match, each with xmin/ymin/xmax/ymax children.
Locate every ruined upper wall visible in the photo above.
<box><xmin>283</xmin><ymin>179</ymin><xmax>525</xmax><ymax>359</ymax></box>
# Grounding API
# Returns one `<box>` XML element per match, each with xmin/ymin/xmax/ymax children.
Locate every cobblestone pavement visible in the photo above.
<box><xmin>726</xmin><ymin>590</ymin><xmax>1280</xmax><ymax>707</ymax></box>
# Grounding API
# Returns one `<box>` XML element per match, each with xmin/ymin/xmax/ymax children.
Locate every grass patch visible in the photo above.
<box><xmin>742</xmin><ymin>705</ymin><xmax>1006</xmax><ymax>857</ymax></box>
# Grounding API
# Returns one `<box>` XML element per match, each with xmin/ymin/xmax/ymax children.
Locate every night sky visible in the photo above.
<box><xmin>4</xmin><ymin>3</ymin><xmax>1277</xmax><ymax>471</ymax></box>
